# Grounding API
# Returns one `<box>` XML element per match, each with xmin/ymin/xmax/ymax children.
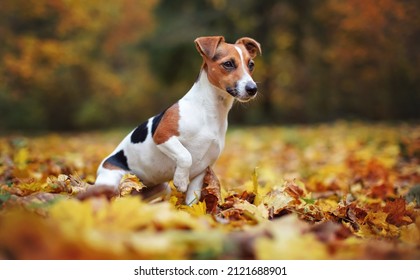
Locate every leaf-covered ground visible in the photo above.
<box><xmin>0</xmin><ymin>122</ymin><xmax>419</xmax><ymax>259</ymax></box>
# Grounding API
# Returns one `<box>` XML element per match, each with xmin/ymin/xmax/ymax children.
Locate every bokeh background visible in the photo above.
<box><xmin>1</xmin><ymin>0</ymin><xmax>419</xmax><ymax>131</ymax></box>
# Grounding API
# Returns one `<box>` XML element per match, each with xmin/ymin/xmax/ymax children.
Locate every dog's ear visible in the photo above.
<box><xmin>195</xmin><ymin>36</ymin><xmax>225</xmax><ymax>59</ymax></box>
<box><xmin>235</xmin><ymin>37</ymin><xmax>262</xmax><ymax>58</ymax></box>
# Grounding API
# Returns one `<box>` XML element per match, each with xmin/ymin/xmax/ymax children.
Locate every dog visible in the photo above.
<box><xmin>84</xmin><ymin>36</ymin><xmax>261</xmax><ymax>205</ymax></box>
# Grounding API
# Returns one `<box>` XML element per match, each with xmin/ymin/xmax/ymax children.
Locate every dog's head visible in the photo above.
<box><xmin>195</xmin><ymin>36</ymin><xmax>262</xmax><ymax>102</ymax></box>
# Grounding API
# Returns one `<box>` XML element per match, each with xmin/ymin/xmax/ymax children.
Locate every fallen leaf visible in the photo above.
<box><xmin>383</xmin><ymin>197</ymin><xmax>413</xmax><ymax>226</ymax></box>
<box><xmin>200</xmin><ymin>167</ymin><xmax>221</xmax><ymax>214</ymax></box>
<box><xmin>1</xmin><ymin>124</ymin><xmax>420</xmax><ymax>259</ymax></box>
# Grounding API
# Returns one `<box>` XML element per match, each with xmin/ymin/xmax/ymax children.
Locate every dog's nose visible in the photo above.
<box><xmin>245</xmin><ymin>82</ymin><xmax>258</xmax><ymax>96</ymax></box>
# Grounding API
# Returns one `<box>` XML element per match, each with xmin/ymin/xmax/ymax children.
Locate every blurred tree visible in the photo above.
<box><xmin>0</xmin><ymin>0</ymin><xmax>419</xmax><ymax>131</ymax></box>
<box><xmin>324</xmin><ymin>0</ymin><xmax>420</xmax><ymax>120</ymax></box>
<box><xmin>0</xmin><ymin>0</ymin><xmax>158</xmax><ymax>130</ymax></box>
<box><xmin>144</xmin><ymin>0</ymin><xmax>420</xmax><ymax>124</ymax></box>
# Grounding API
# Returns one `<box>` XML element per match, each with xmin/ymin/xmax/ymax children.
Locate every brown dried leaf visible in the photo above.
<box><xmin>284</xmin><ymin>180</ymin><xmax>306</xmax><ymax>201</ymax></box>
<box><xmin>383</xmin><ymin>197</ymin><xmax>413</xmax><ymax>226</ymax></box>
<box><xmin>200</xmin><ymin>167</ymin><xmax>221</xmax><ymax>214</ymax></box>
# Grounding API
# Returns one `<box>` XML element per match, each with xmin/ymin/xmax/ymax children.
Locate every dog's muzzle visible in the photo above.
<box><xmin>226</xmin><ymin>81</ymin><xmax>257</xmax><ymax>102</ymax></box>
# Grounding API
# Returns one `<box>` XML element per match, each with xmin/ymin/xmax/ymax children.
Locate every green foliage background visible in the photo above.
<box><xmin>1</xmin><ymin>0</ymin><xmax>419</xmax><ymax>131</ymax></box>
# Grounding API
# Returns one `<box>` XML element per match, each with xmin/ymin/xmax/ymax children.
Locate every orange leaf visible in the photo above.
<box><xmin>383</xmin><ymin>198</ymin><xmax>413</xmax><ymax>226</ymax></box>
<box><xmin>200</xmin><ymin>167</ymin><xmax>221</xmax><ymax>214</ymax></box>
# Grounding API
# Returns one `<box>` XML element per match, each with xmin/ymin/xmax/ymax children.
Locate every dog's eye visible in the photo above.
<box><xmin>248</xmin><ymin>60</ymin><xmax>255</xmax><ymax>71</ymax></box>
<box><xmin>222</xmin><ymin>60</ymin><xmax>235</xmax><ymax>70</ymax></box>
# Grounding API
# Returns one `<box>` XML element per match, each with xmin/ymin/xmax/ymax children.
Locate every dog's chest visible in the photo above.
<box><xmin>180</xmin><ymin>104</ymin><xmax>227</xmax><ymax>166</ymax></box>
<box><xmin>125</xmin><ymin>91</ymin><xmax>229</xmax><ymax>184</ymax></box>
<box><xmin>188</xmin><ymin>129</ymin><xmax>223</xmax><ymax>163</ymax></box>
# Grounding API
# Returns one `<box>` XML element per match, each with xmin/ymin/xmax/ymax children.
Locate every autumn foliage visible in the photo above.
<box><xmin>0</xmin><ymin>0</ymin><xmax>158</xmax><ymax>130</ymax></box>
<box><xmin>1</xmin><ymin>123</ymin><xmax>419</xmax><ymax>259</ymax></box>
<box><xmin>1</xmin><ymin>0</ymin><xmax>419</xmax><ymax>130</ymax></box>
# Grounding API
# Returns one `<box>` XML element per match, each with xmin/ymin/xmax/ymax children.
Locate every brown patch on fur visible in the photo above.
<box><xmin>195</xmin><ymin>36</ymin><xmax>225</xmax><ymax>60</ymax></box>
<box><xmin>102</xmin><ymin>161</ymin><xmax>123</xmax><ymax>170</ymax></box>
<box><xmin>153</xmin><ymin>103</ymin><xmax>180</xmax><ymax>144</ymax></box>
<box><xmin>205</xmin><ymin>44</ymin><xmax>247</xmax><ymax>91</ymax></box>
<box><xmin>235</xmin><ymin>37</ymin><xmax>262</xmax><ymax>58</ymax></box>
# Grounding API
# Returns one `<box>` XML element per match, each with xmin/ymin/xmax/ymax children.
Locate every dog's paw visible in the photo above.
<box><xmin>173</xmin><ymin>169</ymin><xmax>189</xmax><ymax>193</ymax></box>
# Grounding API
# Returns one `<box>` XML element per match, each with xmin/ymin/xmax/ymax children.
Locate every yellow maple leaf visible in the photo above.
<box><xmin>180</xmin><ymin>201</ymin><xmax>207</xmax><ymax>217</ymax></box>
<box><xmin>234</xmin><ymin>200</ymin><xmax>268</xmax><ymax>222</ymax></box>
<box><xmin>316</xmin><ymin>199</ymin><xmax>338</xmax><ymax>213</ymax></box>
<box><xmin>357</xmin><ymin>211</ymin><xmax>400</xmax><ymax>238</ymax></box>
<box><xmin>260</xmin><ymin>188</ymin><xmax>293</xmax><ymax>213</ymax></box>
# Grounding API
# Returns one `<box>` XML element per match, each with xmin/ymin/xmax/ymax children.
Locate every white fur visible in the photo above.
<box><xmin>234</xmin><ymin>46</ymin><xmax>256</xmax><ymax>100</ymax></box>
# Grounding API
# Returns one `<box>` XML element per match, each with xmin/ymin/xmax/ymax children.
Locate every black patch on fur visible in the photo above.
<box><xmin>151</xmin><ymin>109</ymin><xmax>167</xmax><ymax>136</ymax></box>
<box><xmin>104</xmin><ymin>150</ymin><xmax>130</xmax><ymax>171</ymax></box>
<box><xmin>131</xmin><ymin>121</ymin><xmax>148</xmax><ymax>143</ymax></box>
<box><xmin>226</xmin><ymin>82</ymin><xmax>238</xmax><ymax>97</ymax></box>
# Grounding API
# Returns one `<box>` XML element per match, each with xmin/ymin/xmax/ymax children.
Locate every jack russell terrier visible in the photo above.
<box><xmin>84</xmin><ymin>36</ymin><xmax>261</xmax><ymax>205</ymax></box>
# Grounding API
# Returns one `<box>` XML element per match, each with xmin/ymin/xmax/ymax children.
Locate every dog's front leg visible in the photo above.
<box><xmin>156</xmin><ymin>136</ymin><xmax>192</xmax><ymax>192</ymax></box>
